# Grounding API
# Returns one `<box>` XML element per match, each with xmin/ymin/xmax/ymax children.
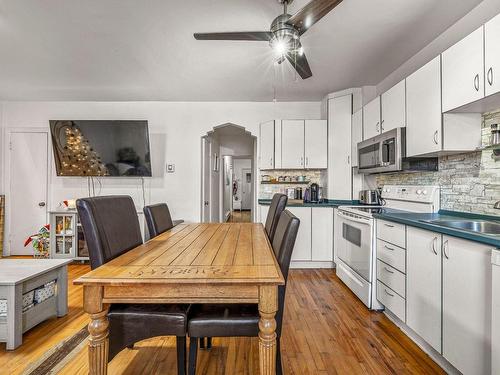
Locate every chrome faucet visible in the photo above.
<box><xmin>495</xmin><ymin>201</ymin><xmax>500</xmax><ymax>209</ymax></box>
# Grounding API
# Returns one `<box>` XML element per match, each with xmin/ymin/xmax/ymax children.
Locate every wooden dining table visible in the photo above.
<box><xmin>74</xmin><ymin>222</ymin><xmax>285</xmax><ymax>375</ymax></box>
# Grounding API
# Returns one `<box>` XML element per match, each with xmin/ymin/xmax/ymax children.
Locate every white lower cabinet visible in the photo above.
<box><xmin>259</xmin><ymin>204</ymin><xmax>269</xmax><ymax>225</ymax></box>
<box><xmin>288</xmin><ymin>206</ymin><xmax>312</xmax><ymax>261</ymax></box>
<box><xmin>311</xmin><ymin>208</ymin><xmax>333</xmax><ymax>261</ymax></box>
<box><xmin>442</xmin><ymin>235</ymin><xmax>492</xmax><ymax>375</ymax></box>
<box><xmin>407</xmin><ymin>227</ymin><xmax>442</xmax><ymax>353</ymax></box>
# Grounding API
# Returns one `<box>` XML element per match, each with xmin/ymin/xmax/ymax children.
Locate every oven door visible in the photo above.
<box><xmin>336</xmin><ymin>210</ymin><xmax>373</xmax><ymax>282</ymax></box>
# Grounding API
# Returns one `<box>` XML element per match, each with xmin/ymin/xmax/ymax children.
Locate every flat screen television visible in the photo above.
<box><xmin>50</xmin><ymin>120</ymin><xmax>152</xmax><ymax>177</ymax></box>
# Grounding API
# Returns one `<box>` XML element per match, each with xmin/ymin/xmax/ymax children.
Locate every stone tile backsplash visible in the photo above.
<box><xmin>376</xmin><ymin>110</ymin><xmax>500</xmax><ymax>215</ymax></box>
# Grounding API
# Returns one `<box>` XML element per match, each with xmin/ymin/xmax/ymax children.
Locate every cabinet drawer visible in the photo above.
<box><xmin>377</xmin><ymin>220</ymin><xmax>406</xmax><ymax>248</ymax></box>
<box><xmin>377</xmin><ymin>260</ymin><xmax>406</xmax><ymax>298</ymax></box>
<box><xmin>377</xmin><ymin>281</ymin><xmax>406</xmax><ymax>322</ymax></box>
<box><xmin>377</xmin><ymin>239</ymin><xmax>406</xmax><ymax>273</ymax></box>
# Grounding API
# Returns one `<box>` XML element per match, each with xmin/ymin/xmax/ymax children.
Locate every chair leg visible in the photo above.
<box><xmin>188</xmin><ymin>337</ymin><xmax>198</xmax><ymax>375</ymax></box>
<box><xmin>176</xmin><ymin>336</ymin><xmax>186</xmax><ymax>375</ymax></box>
<box><xmin>206</xmin><ymin>337</ymin><xmax>212</xmax><ymax>350</ymax></box>
<box><xmin>199</xmin><ymin>337</ymin><xmax>205</xmax><ymax>349</ymax></box>
<box><xmin>276</xmin><ymin>338</ymin><xmax>283</xmax><ymax>375</ymax></box>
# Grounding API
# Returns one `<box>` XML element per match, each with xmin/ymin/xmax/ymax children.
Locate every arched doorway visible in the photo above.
<box><xmin>201</xmin><ymin>123</ymin><xmax>257</xmax><ymax>223</ymax></box>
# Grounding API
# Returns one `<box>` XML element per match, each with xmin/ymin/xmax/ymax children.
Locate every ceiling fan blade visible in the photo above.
<box><xmin>286</xmin><ymin>49</ymin><xmax>312</xmax><ymax>79</ymax></box>
<box><xmin>194</xmin><ymin>32</ymin><xmax>272</xmax><ymax>41</ymax></box>
<box><xmin>287</xmin><ymin>0</ymin><xmax>343</xmax><ymax>35</ymax></box>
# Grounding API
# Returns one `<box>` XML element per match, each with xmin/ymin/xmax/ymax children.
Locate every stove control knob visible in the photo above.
<box><xmin>423</xmin><ymin>190</ymin><xmax>428</xmax><ymax>195</ymax></box>
<box><xmin>416</xmin><ymin>189</ymin><xmax>423</xmax><ymax>195</ymax></box>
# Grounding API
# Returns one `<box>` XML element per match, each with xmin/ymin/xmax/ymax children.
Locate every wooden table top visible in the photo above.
<box><xmin>74</xmin><ymin>223</ymin><xmax>285</xmax><ymax>286</ymax></box>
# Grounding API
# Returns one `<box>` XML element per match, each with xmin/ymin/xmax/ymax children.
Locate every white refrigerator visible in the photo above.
<box><xmin>493</xmin><ymin>249</ymin><xmax>500</xmax><ymax>374</ymax></box>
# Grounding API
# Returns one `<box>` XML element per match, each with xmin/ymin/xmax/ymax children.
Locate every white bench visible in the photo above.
<box><xmin>0</xmin><ymin>259</ymin><xmax>71</xmax><ymax>350</ymax></box>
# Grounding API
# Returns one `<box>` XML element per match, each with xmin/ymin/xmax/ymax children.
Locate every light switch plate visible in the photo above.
<box><xmin>166</xmin><ymin>164</ymin><xmax>175</xmax><ymax>173</ymax></box>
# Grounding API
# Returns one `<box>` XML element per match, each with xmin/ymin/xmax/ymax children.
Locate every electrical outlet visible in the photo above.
<box><xmin>166</xmin><ymin>164</ymin><xmax>175</xmax><ymax>173</ymax></box>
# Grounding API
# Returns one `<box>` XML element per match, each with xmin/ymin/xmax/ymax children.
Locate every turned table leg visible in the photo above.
<box><xmin>84</xmin><ymin>286</ymin><xmax>109</xmax><ymax>375</ymax></box>
<box><xmin>258</xmin><ymin>285</ymin><xmax>278</xmax><ymax>375</ymax></box>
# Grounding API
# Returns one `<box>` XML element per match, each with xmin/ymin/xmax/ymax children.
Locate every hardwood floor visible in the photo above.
<box><xmin>228</xmin><ymin>210</ymin><xmax>251</xmax><ymax>223</ymax></box>
<box><xmin>0</xmin><ymin>265</ymin><xmax>444</xmax><ymax>374</ymax></box>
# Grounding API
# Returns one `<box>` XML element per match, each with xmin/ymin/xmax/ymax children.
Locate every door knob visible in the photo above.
<box><xmin>38</xmin><ymin>202</ymin><xmax>46</xmax><ymax>207</ymax></box>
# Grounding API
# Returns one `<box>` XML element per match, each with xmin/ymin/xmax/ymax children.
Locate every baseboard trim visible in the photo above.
<box><xmin>290</xmin><ymin>261</ymin><xmax>334</xmax><ymax>269</ymax></box>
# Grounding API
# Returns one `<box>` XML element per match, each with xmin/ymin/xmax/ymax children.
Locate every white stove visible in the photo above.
<box><xmin>335</xmin><ymin>185</ymin><xmax>440</xmax><ymax>309</ymax></box>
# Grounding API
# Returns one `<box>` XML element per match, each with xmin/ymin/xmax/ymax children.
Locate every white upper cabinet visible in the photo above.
<box><xmin>406</xmin><ymin>227</ymin><xmax>442</xmax><ymax>353</ymax></box>
<box><xmin>351</xmin><ymin>109</ymin><xmax>363</xmax><ymax>167</ymax></box>
<box><xmin>363</xmin><ymin>96</ymin><xmax>381</xmax><ymax>140</ymax></box>
<box><xmin>304</xmin><ymin>120</ymin><xmax>327</xmax><ymax>169</ymax></box>
<box><xmin>485</xmin><ymin>13</ymin><xmax>500</xmax><ymax>96</ymax></box>
<box><xmin>259</xmin><ymin>120</ymin><xmax>275</xmax><ymax>170</ymax></box>
<box><xmin>381</xmin><ymin>80</ymin><xmax>406</xmax><ymax>132</ymax></box>
<box><xmin>281</xmin><ymin>120</ymin><xmax>305</xmax><ymax>169</ymax></box>
<box><xmin>442</xmin><ymin>236</ymin><xmax>492</xmax><ymax>375</ymax></box>
<box><xmin>442</xmin><ymin>27</ymin><xmax>485</xmax><ymax>112</ymax></box>
<box><xmin>406</xmin><ymin>56</ymin><xmax>442</xmax><ymax>157</ymax></box>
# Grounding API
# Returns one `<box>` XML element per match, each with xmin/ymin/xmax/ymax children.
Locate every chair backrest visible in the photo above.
<box><xmin>264</xmin><ymin>194</ymin><xmax>288</xmax><ymax>243</ymax></box>
<box><xmin>76</xmin><ymin>196</ymin><xmax>143</xmax><ymax>270</ymax></box>
<box><xmin>143</xmin><ymin>203</ymin><xmax>174</xmax><ymax>239</ymax></box>
<box><xmin>271</xmin><ymin>209</ymin><xmax>300</xmax><ymax>337</ymax></box>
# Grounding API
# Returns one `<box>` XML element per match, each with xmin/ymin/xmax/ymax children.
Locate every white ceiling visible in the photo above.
<box><xmin>0</xmin><ymin>0</ymin><xmax>483</xmax><ymax>101</ymax></box>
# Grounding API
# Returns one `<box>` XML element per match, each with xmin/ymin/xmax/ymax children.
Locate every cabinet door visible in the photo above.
<box><xmin>406</xmin><ymin>227</ymin><xmax>442</xmax><ymax>353</ymax></box>
<box><xmin>406</xmin><ymin>56</ymin><xmax>442</xmax><ymax>157</ymax></box>
<box><xmin>259</xmin><ymin>205</ymin><xmax>269</xmax><ymax>225</ymax></box>
<box><xmin>288</xmin><ymin>207</ymin><xmax>311</xmax><ymax>261</ymax></box>
<box><xmin>443</xmin><ymin>236</ymin><xmax>492</xmax><ymax>375</ymax></box>
<box><xmin>351</xmin><ymin>110</ymin><xmax>363</xmax><ymax>167</ymax></box>
<box><xmin>259</xmin><ymin>121</ymin><xmax>275</xmax><ymax>170</ymax></box>
<box><xmin>304</xmin><ymin>120</ymin><xmax>327</xmax><ymax>169</ymax></box>
<box><xmin>381</xmin><ymin>80</ymin><xmax>406</xmax><ymax>132</ymax></box>
<box><xmin>442</xmin><ymin>27</ymin><xmax>484</xmax><ymax>112</ymax></box>
<box><xmin>328</xmin><ymin>95</ymin><xmax>352</xmax><ymax>200</ymax></box>
<box><xmin>311</xmin><ymin>208</ymin><xmax>333</xmax><ymax>261</ymax></box>
<box><xmin>485</xmin><ymin>13</ymin><xmax>500</xmax><ymax>96</ymax></box>
<box><xmin>281</xmin><ymin>120</ymin><xmax>304</xmax><ymax>169</ymax></box>
<box><xmin>362</xmin><ymin>96</ymin><xmax>381</xmax><ymax>140</ymax></box>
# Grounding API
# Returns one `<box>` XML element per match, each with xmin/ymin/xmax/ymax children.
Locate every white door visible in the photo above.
<box><xmin>485</xmin><ymin>13</ymin><xmax>500</xmax><ymax>96</ymax></box>
<box><xmin>442</xmin><ymin>26</ymin><xmax>484</xmax><ymax>112</ymax></box>
<box><xmin>351</xmin><ymin>109</ymin><xmax>363</xmax><ymax>167</ymax></box>
<box><xmin>381</xmin><ymin>80</ymin><xmax>406</xmax><ymax>132</ymax></box>
<box><xmin>406</xmin><ymin>56</ymin><xmax>442</xmax><ymax>157</ymax></box>
<box><xmin>288</xmin><ymin>206</ymin><xmax>311</xmax><ymax>261</ymax></box>
<box><xmin>281</xmin><ymin>120</ymin><xmax>304</xmax><ymax>169</ymax></box>
<box><xmin>406</xmin><ymin>227</ymin><xmax>442</xmax><ymax>352</ymax></box>
<box><xmin>259</xmin><ymin>120</ymin><xmax>274</xmax><ymax>170</ymax></box>
<box><xmin>304</xmin><ymin>120</ymin><xmax>327</xmax><ymax>169</ymax></box>
<box><xmin>443</xmin><ymin>236</ymin><xmax>492</xmax><ymax>375</ymax></box>
<box><xmin>201</xmin><ymin>137</ymin><xmax>211</xmax><ymax>222</ymax></box>
<box><xmin>363</xmin><ymin>96</ymin><xmax>381</xmax><ymax>140</ymax></box>
<box><xmin>329</xmin><ymin>95</ymin><xmax>352</xmax><ymax>200</ymax></box>
<box><xmin>241</xmin><ymin>168</ymin><xmax>252</xmax><ymax>210</ymax></box>
<box><xmin>311</xmin><ymin>207</ymin><xmax>333</xmax><ymax>261</ymax></box>
<box><xmin>8</xmin><ymin>131</ymin><xmax>48</xmax><ymax>255</ymax></box>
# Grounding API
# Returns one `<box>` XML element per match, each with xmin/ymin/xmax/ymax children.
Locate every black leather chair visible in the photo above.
<box><xmin>187</xmin><ymin>210</ymin><xmax>300</xmax><ymax>375</ymax></box>
<box><xmin>77</xmin><ymin>196</ymin><xmax>189</xmax><ymax>375</ymax></box>
<box><xmin>264</xmin><ymin>193</ymin><xmax>288</xmax><ymax>243</ymax></box>
<box><xmin>144</xmin><ymin>203</ymin><xmax>184</xmax><ymax>239</ymax></box>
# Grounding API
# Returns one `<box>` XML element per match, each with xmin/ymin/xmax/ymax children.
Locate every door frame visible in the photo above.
<box><xmin>3</xmin><ymin>127</ymin><xmax>50</xmax><ymax>256</ymax></box>
<box><xmin>200</xmin><ymin>136</ymin><xmax>211</xmax><ymax>222</ymax></box>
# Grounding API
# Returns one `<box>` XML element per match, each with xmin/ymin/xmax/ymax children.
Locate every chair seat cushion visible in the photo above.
<box><xmin>108</xmin><ymin>303</ymin><xmax>190</xmax><ymax>337</ymax></box>
<box><xmin>188</xmin><ymin>304</ymin><xmax>259</xmax><ymax>338</ymax></box>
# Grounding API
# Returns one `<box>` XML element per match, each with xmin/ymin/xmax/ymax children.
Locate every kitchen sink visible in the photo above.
<box><xmin>421</xmin><ymin>219</ymin><xmax>500</xmax><ymax>236</ymax></box>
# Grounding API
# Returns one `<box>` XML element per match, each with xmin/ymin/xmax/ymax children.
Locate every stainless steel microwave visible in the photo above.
<box><xmin>357</xmin><ymin>128</ymin><xmax>406</xmax><ymax>174</ymax></box>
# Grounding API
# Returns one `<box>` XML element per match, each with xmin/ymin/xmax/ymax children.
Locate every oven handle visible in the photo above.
<box><xmin>336</xmin><ymin>210</ymin><xmax>371</xmax><ymax>225</ymax></box>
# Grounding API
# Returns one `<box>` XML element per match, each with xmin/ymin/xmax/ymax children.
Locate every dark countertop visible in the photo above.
<box><xmin>373</xmin><ymin>209</ymin><xmax>500</xmax><ymax>248</ymax></box>
<box><xmin>258</xmin><ymin>199</ymin><xmax>359</xmax><ymax>207</ymax></box>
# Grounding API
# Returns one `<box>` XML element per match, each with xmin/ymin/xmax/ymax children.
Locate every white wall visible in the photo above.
<box><xmin>377</xmin><ymin>0</ymin><xmax>500</xmax><ymax>94</ymax></box>
<box><xmin>0</xmin><ymin>101</ymin><xmax>320</xmax><ymax>229</ymax></box>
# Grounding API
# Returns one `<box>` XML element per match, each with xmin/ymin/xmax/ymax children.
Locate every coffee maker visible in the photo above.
<box><xmin>310</xmin><ymin>183</ymin><xmax>319</xmax><ymax>202</ymax></box>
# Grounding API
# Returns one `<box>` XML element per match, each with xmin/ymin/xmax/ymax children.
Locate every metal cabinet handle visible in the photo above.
<box><xmin>443</xmin><ymin>239</ymin><xmax>449</xmax><ymax>259</ymax></box>
<box><xmin>270</xmin><ymin>157</ymin><xmax>273</xmax><ymax>166</ymax></box>
<box><xmin>384</xmin><ymin>245</ymin><xmax>395</xmax><ymax>251</ymax></box>
<box><xmin>384</xmin><ymin>223</ymin><xmax>394</xmax><ymax>228</ymax></box>
<box><xmin>431</xmin><ymin>237</ymin><xmax>438</xmax><ymax>255</ymax></box>
<box><xmin>488</xmin><ymin>67</ymin><xmax>494</xmax><ymax>86</ymax></box>
<box><xmin>38</xmin><ymin>202</ymin><xmax>46</xmax><ymax>207</ymax></box>
<box><xmin>433</xmin><ymin>130</ymin><xmax>439</xmax><ymax>145</ymax></box>
<box><xmin>384</xmin><ymin>267</ymin><xmax>394</xmax><ymax>274</ymax></box>
<box><xmin>305</xmin><ymin>157</ymin><xmax>309</xmax><ymax>166</ymax></box>
<box><xmin>300</xmin><ymin>156</ymin><xmax>303</xmax><ymax>166</ymax></box>
<box><xmin>474</xmin><ymin>74</ymin><xmax>480</xmax><ymax>91</ymax></box>
<box><xmin>376</xmin><ymin>122</ymin><xmax>380</xmax><ymax>133</ymax></box>
<box><xmin>381</xmin><ymin>119</ymin><xmax>385</xmax><ymax>132</ymax></box>
<box><xmin>384</xmin><ymin>289</ymin><xmax>395</xmax><ymax>297</ymax></box>
<box><xmin>347</xmin><ymin>155</ymin><xmax>350</xmax><ymax>165</ymax></box>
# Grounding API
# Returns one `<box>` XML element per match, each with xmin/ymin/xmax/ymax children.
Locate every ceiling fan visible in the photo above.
<box><xmin>194</xmin><ymin>0</ymin><xmax>343</xmax><ymax>79</ymax></box>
